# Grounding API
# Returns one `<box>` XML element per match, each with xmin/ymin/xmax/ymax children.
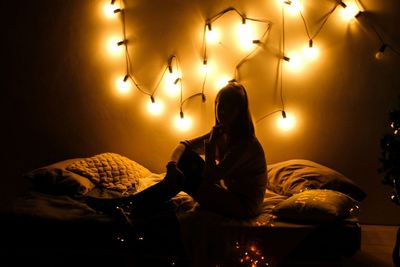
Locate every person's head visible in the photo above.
<box><xmin>214</xmin><ymin>81</ymin><xmax>255</xmax><ymax>140</ymax></box>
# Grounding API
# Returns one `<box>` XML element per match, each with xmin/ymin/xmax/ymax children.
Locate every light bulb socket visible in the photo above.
<box><xmin>309</xmin><ymin>39</ymin><xmax>313</xmax><ymax>48</ymax></box>
<box><xmin>201</xmin><ymin>93</ymin><xmax>206</xmax><ymax>103</ymax></box>
<box><xmin>180</xmin><ymin>111</ymin><xmax>184</xmax><ymax>119</ymax></box>
<box><xmin>242</xmin><ymin>17</ymin><xmax>246</xmax><ymax>24</ymax></box>
<box><xmin>167</xmin><ymin>56</ymin><xmax>174</xmax><ymax>73</ymax></box>
<box><xmin>252</xmin><ymin>40</ymin><xmax>261</xmax><ymax>44</ymax></box>
<box><xmin>284</xmin><ymin>0</ymin><xmax>292</xmax><ymax>5</ymax></box>
<box><xmin>355</xmin><ymin>11</ymin><xmax>363</xmax><ymax>18</ymax></box>
<box><xmin>123</xmin><ymin>74</ymin><xmax>129</xmax><ymax>82</ymax></box>
<box><xmin>203</xmin><ymin>58</ymin><xmax>208</xmax><ymax>65</ymax></box>
<box><xmin>206</xmin><ymin>22</ymin><xmax>212</xmax><ymax>31</ymax></box>
<box><xmin>282</xmin><ymin>110</ymin><xmax>287</xmax><ymax>119</ymax></box>
<box><xmin>111</xmin><ymin>0</ymin><xmax>116</xmax><ymax>5</ymax></box>
<box><xmin>283</xmin><ymin>56</ymin><xmax>290</xmax><ymax>62</ymax></box>
<box><xmin>339</xmin><ymin>1</ymin><xmax>347</xmax><ymax>8</ymax></box>
<box><xmin>150</xmin><ymin>96</ymin><xmax>155</xmax><ymax>103</ymax></box>
<box><xmin>379</xmin><ymin>44</ymin><xmax>388</xmax><ymax>53</ymax></box>
<box><xmin>114</xmin><ymin>8</ymin><xmax>122</xmax><ymax>14</ymax></box>
<box><xmin>174</xmin><ymin>78</ymin><xmax>181</xmax><ymax>85</ymax></box>
<box><xmin>117</xmin><ymin>40</ymin><xmax>126</xmax><ymax>46</ymax></box>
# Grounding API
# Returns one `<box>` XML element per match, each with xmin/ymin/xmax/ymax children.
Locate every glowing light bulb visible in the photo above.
<box><xmin>339</xmin><ymin>1</ymin><xmax>360</xmax><ymax>22</ymax></box>
<box><xmin>375</xmin><ymin>44</ymin><xmax>387</xmax><ymax>60</ymax></box>
<box><xmin>164</xmin><ymin>71</ymin><xmax>181</xmax><ymax>97</ymax></box>
<box><xmin>215</xmin><ymin>76</ymin><xmax>231</xmax><ymax>90</ymax></box>
<box><xmin>280</xmin><ymin>0</ymin><xmax>303</xmax><ymax>15</ymax></box>
<box><xmin>206</xmin><ymin>27</ymin><xmax>220</xmax><ymax>45</ymax></box>
<box><xmin>102</xmin><ymin>2</ymin><xmax>121</xmax><ymax>19</ymax></box>
<box><xmin>174</xmin><ymin>114</ymin><xmax>192</xmax><ymax>131</ymax></box>
<box><xmin>375</xmin><ymin>51</ymin><xmax>384</xmax><ymax>60</ymax></box>
<box><xmin>303</xmin><ymin>46</ymin><xmax>318</xmax><ymax>60</ymax></box>
<box><xmin>285</xmin><ymin>53</ymin><xmax>303</xmax><ymax>71</ymax></box>
<box><xmin>115</xmin><ymin>76</ymin><xmax>131</xmax><ymax>95</ymax></box>
<box><xmin>303</xmin><ymin>41</ymin><xmax>319</xmax><ymax>60</ymax></box>
<box><xmin>237</xmin><ymin>21</ymin><xmax>255</xmax><ymax>52</ymax></box>
<box><xmin>277</xmin><ymin>112</ymin><xmax>296</xmax><ymax>132</ymax></box>
<box><xmin>201</xmin><ymin>59</ymin><xmax>210</xmax><ymax>74</ymax></box>
<box><xmin>147</xmin><ymin>98</ymin><xmax>164</xmax><ymax>116</ymax></box>
<box><xmin>106</xmin><ymin>37</ymin><xmax>124</xmax><ymax>57</ymax></box>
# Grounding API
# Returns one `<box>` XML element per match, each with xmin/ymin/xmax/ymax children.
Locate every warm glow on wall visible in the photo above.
<box><xmin>174</xmin><ymin>114</ymin><xmax>192</xmax><ymax>131</ymax></box>
<box><xmin>115</xmin><ymin>76</ymin><xmax>132</xmax><ymax>95</ymax></box>
<box><xmin>339</xmin><ymin>1</ymin><xmax>360</xmax><ymax>22</ymax></box>
<box><xmin>101</xmin><ymin>1</ymin><xmax>396</xmax><ymax>137</ymax></box>
<box><xmin>147</xmin><ymin>99</ymin><xmax>164</xmax><ymax>116</ymax></box>
<box><xmin>277</xmin><ymin>112</ymin><xmax>296</xmax><ymax>132</ymax></box>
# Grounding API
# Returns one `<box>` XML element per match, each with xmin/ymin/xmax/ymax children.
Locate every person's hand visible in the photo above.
<box><xmin>166</xmin><ymin>161</ymin><xmax>178</xmax><ymax>172</ymax></box>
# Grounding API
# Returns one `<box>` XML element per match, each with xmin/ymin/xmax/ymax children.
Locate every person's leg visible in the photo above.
<box><xmin>85</xmin><ymin>149</ymin><xmax>203</xmax><ymax>213</ymax></box>
<box><xmin>178</xmin><ymin>149</ymin><xmax>205</xmax><ymax>196</ymax></box>
<box><xmin>126</xmin><ymin>149</ymin><xmax>205</xmax><ymax>210</ymax></box>
<box><xmin>86</xmin><ymin>164</ymin><xmax>186</xmax><ymax>213</ymax></box>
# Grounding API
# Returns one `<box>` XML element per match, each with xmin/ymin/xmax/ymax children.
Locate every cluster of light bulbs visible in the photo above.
<box><xmin>101</xmin><ymin>0</ymin><xmax>392</xmax><ymax>133</ymax></box>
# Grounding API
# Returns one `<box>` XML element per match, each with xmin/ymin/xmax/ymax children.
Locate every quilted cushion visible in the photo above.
<box><xmin>66</xmin><ymin>152</ymin><xmax>152</xmax><ymax>193</ymax></box>
<box><xmin>272</xmin><ymin>189</ymin><xmax>360</xmax><ymax>223</ymax></box>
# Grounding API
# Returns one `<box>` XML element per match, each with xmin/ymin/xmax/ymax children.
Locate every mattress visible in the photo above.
<box><xmin>0</xmin><ymin>186</ymin><xmax>361</xmax><ymax>267</ymax></box>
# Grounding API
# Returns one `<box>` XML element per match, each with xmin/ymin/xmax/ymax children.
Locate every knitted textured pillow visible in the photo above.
<box><xmin>67</xmin><ymin>152</ymin><xmax>152</xmax><ymax>193</ymax></box>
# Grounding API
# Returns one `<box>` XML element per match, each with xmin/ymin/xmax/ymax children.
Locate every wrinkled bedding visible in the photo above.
<box><xmin>6</xmin><ymin>157</ymin><xmax>364</xmax><ymax>266</ymax></box>
<box><xmin>7</xmin><ymin>180</ymin><xmax>360</xmax><ymax>267</ymax></box>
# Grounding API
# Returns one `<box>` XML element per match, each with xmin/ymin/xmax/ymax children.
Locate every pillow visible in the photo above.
<box><xmin>24</xmin><ymin>158</ymin><xmax>95</xmax><ymax>196</ymax></box>
<box><xmin>66</xmin><ymin>152</ymin><xmax>152</xmax><ymax>193</ymax></box>
<box><xmin>267</xmin><ymin>159</ymin><xmax>366</xmax><ymax>201</ymax></box>
<box><xmin>272</xmin><ymin>189</ymin><xmax>360</xmax><ymax>223</ymax></box>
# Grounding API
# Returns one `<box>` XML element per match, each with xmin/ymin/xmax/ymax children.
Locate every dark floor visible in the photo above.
<box><xmin>265</xmin><ymin>224</ymin><xmax>397</xmax><ymax>267</ymax></box>
<box><xmin>1</xmin><ymin>224</ymin><xmax>397</xmax><ymax>267</ymax></box>
<box><xmin>342</xmin><ymin>224</ymin><xmax>397</xmax><ymax>267</ymax></box>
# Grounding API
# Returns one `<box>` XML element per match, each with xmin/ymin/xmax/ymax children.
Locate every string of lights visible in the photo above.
<box><xmin>254</xmin><ymin>3</ymin><xmax>289</xmax><ymax>128</ymax></box>
<box><xmin>105</xmin><ymin>0</ymin><xmax>400</xmax><ymax>132</ymax></box>
<box><xmin>298</xmin><ymin>2</ymin><xmax>339</xmax><ymax>49</ymax></box>
<box><xmin>233</xmin><ymin>22</ymin><xmax>272</xmax><ymax>82</ymax></box>
<box><xmin>353</xmin><ymin>0</ymin><xmax>400</xmax><ymax>59</ymax></box>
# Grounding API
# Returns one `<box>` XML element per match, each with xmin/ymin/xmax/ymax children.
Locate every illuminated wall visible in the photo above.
<box><xmin>1</xmin><ymin>0</ymin><xmax>400</xmax><ymax>224</ymax></box>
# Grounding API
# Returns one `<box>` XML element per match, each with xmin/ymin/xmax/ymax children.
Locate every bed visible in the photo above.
<box><xmin>1</xmin><ymin>153</ymin><xmax>366</xmax><ymax>267</ymax></box>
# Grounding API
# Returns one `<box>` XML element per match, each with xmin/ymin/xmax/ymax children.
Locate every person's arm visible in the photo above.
<box><xmin>169</xmin><ymin>131</ymin><xmax>211</xmax><ymax>164</ymax></box>
<box><xmin>202</xmin><ymin>125</ymin><xmax>225</xmax><ymax>182</ymax></box>
<box><xmin>180</xmin><ymin>132</ymin><xmax>211</xmax><ymax>156</ymax></box>
<box><xmin>169</xmin><ymin>143</ymin><xmax>186</xmax><ymax>164</ymax></box>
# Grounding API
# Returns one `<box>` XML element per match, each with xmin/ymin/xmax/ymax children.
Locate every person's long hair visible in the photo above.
<box><xmin>215</xmin><ymin>82</ymin><xmax>255</xmax><ymax>143</ymax></box>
